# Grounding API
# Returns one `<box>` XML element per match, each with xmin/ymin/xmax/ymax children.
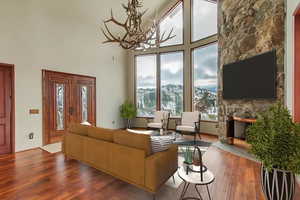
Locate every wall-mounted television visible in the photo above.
<box><xmin>223</xmin><ymin>50</ymin><xmax>277</xmax><ymax>100</ymax></box>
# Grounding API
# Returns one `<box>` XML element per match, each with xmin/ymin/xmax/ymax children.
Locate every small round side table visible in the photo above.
<box><xmin>177</xmin><ymin>165</ymin><xmax>215</xmax><ymax>200</ymax></box>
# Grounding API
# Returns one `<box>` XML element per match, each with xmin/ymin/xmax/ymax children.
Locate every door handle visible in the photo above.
<box><xmin>69</xmin><ymin>107</ymin><xmax>74</xmax><ymax>115</ymax></box>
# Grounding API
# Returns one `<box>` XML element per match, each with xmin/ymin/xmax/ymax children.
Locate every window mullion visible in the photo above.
<box><xmin>157</xmin><ymin>53</ymin><xmax>161</xmax><ymax>111</ymax></box>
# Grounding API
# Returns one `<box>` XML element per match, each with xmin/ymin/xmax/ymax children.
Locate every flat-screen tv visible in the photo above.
<box><xmin>223</xmin><ymin>50</ymin><xmax>277</xmax><ymax>100</ymax></box>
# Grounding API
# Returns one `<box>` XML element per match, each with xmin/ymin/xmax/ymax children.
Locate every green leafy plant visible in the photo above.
<box><xmin>120</xmin><ymin>100</ymin><xmax>137</xmax><ymax>128</ymax></box>
<box><xmin>246</xmin><ymin>102</ymin><xmax>300</xmax><ymax>173</ymax></box>
<box><xmin>183</xmin><ymin>146</ymin><xmax>193</xmax><ymax>164</ymax></box>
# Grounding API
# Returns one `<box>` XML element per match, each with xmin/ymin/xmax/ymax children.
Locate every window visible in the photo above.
<box><xmin>160</xmin><ymin>52</ymin><xmax>184</xmax><ymax>116</ymax></box>
<box><xmin>81</xmin><ymin>86</ymin><xmax>88</xmax><ymax>123</ymax></box>
<box><xmin>133</xmin><ymin>0</ymin><xmax>218</xmax><ymax>122</ymax></box>
<box><xmin>56</xmin><ymin>84</ymin><xmax>65</xmax><ymax>130</ymax></box>
<box><xmin>159</xmin><ymin>2</ymin><xmax>183</xmax><ymax>47</ymax></box>
<box><xmin>193</xmin><ymin>43</ymin><xmax>218</xmax><ymax>121</ymax></box>
<box><xmin>192</xmin><ymin>0</ymin><xmax>217</xmax><ymax>42</ymax></box>
<box><xmin>135</xmin><ymin>55</ymin><xmax>157</xmax><ymax>117</ymax></box>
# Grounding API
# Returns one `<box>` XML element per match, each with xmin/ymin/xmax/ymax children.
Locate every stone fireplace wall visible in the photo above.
<box><xmin>217</xmin><ymin>0</ymin><xmax>285</xmax><ymax>140</ymax></box>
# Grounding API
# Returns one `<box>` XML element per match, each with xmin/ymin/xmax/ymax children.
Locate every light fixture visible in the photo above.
<box><xmin>101</xmin><ymin>0</ymin><xmax>175</xmax><ymax>50</ymax></box>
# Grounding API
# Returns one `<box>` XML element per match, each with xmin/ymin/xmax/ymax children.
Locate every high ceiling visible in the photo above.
<box><xmin>101</xmin><ymin>0</ymin><xmax>172</xmax><ymax>22</ymax></box>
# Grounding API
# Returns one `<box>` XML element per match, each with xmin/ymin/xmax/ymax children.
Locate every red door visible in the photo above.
<box><xmin>0</xmin><ymin>65</ymin><xmax>12</xmax><ymax>155</ymax></box>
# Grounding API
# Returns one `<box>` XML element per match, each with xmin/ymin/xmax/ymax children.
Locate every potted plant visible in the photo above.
<box><xmin>247</xmin><ymin>102</ymin><xmax>300</xmax><ymax>200</ymax></box>
<box><xmin>120</xmin><ymin>100</ymin><xmax>137</xmax><ymax>129</ymax></box>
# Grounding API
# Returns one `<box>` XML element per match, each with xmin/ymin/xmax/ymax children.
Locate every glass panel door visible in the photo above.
<box><xmin>81</xmin><ymin>86</ymin><xmax>88</xmax><ymax>123</ymax></box>
<box><xmin>56</xmin><ymin>83</ymin><xmax>65</xmax><ymax>130</ymax></box>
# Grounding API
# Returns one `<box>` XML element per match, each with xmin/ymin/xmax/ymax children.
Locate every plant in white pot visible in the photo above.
<box><xmin>247</xmin><ymin>102</ymin><xmax>300</xmax><ymax>200</ymax></box>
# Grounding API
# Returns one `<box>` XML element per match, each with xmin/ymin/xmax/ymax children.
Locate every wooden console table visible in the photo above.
<box><xmin>232</xmin><ymin>117</ymin><xmax>257</xmax><ymax>123</ymax></box>
<box><xmin>227</xmin><ymin>116</ymin><xmax>257</xmax><ymax>145</ymax></box>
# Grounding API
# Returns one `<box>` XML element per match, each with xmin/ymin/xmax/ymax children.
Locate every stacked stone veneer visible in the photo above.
<box><xmin>217</xmin><ymin>0</ymin><xmax>285</xmax><ymax>140</ymax></box>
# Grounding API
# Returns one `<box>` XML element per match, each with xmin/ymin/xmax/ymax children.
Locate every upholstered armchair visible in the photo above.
<box><xmin>175</xmin><ymin>111</ymin><xmax>201</xmax><ymax>143</ymax></box>
<box><xmin>147</xmin><ymin>111</ymin><xmax>170</xmax><ymax>130</ymax></box>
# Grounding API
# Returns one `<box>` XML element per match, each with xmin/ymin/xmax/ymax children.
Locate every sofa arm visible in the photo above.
<box><xmin>145</xmin><ymin>144</ymin><xmax>178</xmax><ymax>192</ymax></box>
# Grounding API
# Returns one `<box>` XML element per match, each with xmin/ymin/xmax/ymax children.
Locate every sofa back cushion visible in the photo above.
<box><xmin>87</xmin><ymin>126</ymin><xmax>114</xmax><ymax>142</ymax></box>
<box><xmin>68</xmin><ymin>123</ymin><xmax>89</xmax><ymax>136</ymax></box>
<box><xmin>113</xmin><ymin>130</ymin><xmax>152</xmax><ymax>156</ymax></box>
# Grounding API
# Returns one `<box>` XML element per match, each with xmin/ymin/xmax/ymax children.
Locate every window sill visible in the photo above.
<box><xmin>135</xmin><ymin>116</ymin><xmax>218</xmax><ymax>123</ymax></box>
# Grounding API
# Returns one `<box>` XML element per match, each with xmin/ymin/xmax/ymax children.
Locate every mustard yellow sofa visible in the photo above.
<box><xmin>62</xmin><ymin>124</ymin><xmax>178</xmax><ymax>194</ymax></box>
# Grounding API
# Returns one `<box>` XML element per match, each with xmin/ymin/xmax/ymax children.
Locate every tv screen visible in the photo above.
<box><xmin>223</xmin><ymin>50</ymin><xmax>277</xmax><ymax>100</ymax></box>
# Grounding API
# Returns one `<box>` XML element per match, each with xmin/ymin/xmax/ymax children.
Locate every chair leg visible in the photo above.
<box><xmin>152</xmin><ymin>194</ymin><xmax>156</xmax><ymax>200</ymax></box>
<box><xmin>64</xmin><ymin>155</ymin><xmax>70</xmax><ymax>161</ymax></box>
<box><xmin>206</xmin><ymin>185</ymin><xmax>212</xmax><ymax>200</ymax></box>
<box><xmin>197</xmin><ymin>132</ymin><xmax>202</xmax><ymax>141</ymax></box>
<box><xmin>194</xmin><ymin>133</ymin><xmax>196</xmax><ymax>145</ymax></box>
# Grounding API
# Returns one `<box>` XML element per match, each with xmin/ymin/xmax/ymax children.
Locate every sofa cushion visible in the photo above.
<box><xmin>68</xmin><ymin>123</ymin><xmax>89</xmax><ymax>136</ymax></box>
<box><xmin>113</xmin><ymin>130</ymin><xmax>152</xmax><ymax>156</ymax></box>
<box><xmin>150</xmin><ymin>136</ymin><xmax>173</xmax><ymax>153</ymax></box>
<box><xmin>87</xmin><ymin>126</ymin><xmax>114</xmax><ymax>142</ymax></box>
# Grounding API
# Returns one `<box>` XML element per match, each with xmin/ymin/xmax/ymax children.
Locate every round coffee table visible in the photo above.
<box><xmin>177</xmin><ymin>165</ymin><xmax>215</xmax><ymax>200</ymax></box>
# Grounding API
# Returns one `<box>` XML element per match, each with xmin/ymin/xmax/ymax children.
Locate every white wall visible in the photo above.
<box><xmin>286</xmin><ymin>0</ymin><xmax>300</xmax><ymax>111</ymax></box>
<box><xmin>0</xmin><ymin>0</ymin><xmax>127</xmax><ymax>152</ymax></box>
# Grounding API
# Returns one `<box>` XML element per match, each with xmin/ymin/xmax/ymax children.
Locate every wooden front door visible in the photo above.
<box><xmin>43</xmin><ymin>70</ymin><xmax>96</xmax><ymax>145</ymax></box>
<box><xmin>0</xmin><ymin>65</ymin><xmax>13</xmax><ymax>154</ymax></box>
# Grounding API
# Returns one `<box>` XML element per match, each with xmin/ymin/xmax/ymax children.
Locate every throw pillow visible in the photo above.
<box><xmin>151</xmin><ymin>136</ymin><xmax>173</xmax><ymax>153</ymax></box>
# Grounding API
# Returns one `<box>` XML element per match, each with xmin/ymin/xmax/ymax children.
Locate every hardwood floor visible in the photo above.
<box><xmin>0</xmin><ymin>136</ymin><xmax>299</xmax><ymax>200</ymax></box>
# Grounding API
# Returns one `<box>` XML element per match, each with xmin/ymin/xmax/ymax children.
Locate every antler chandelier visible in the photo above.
<box><xmin>101</xmin><ymin>0</ymin><xmax>175</xmax><ymax>50</ymax></box>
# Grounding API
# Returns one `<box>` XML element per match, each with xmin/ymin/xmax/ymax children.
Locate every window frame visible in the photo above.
<box><xmin>159</xmin><ymin>50</ymin><xmax>185</xmax><ymax>117</ymax></box>
<box><xmin>134</xmin><ymin>51</ymin><xmax>185</xmax><ymax>118</ymax></box>
<box><xmin>191</xmin><ymin>41</ymin><xmax>218</xmax><ymax>122</ymax></box>
<box><xmin>190</xmin><ymin>0</ymin><xmax>218</xmax><ymax>44</ymax></box>
<box><xmin>134</xmin><ymin>53</ymin><xmax>158</xmax><ymax>118</ymax></box>
<box><xmin>157</xmin><ymin>0</ymin><xmax>184</xmax><ymax>48</ymax></box>
<box><xmin>133</xmin><ymin>0</ymin><xmax>219</xmax><ymax>123</ymax></box>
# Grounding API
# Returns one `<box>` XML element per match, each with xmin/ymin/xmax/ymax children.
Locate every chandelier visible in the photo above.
<box><xmin>101</xmin><ymin>0</ymin><xmax>175</xmax><ymax>50</ymax></box>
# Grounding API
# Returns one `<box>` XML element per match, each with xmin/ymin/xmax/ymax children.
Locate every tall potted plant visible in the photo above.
<box><xmin>247</xmin><ymin>102</ymin><xmax>300</xmax><ymax>200</ymax></box>
<box><xmin>120</xmin><ymin>100</ymin><xmax>137</xmax><ymax>129</ymax></box>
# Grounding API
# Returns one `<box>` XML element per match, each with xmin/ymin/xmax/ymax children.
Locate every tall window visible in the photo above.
<box><xmin>192</xmin><ymin>0</ymin><xmax>217</xmax><ymax>42</ymax></box>
<box><xmin>133</xmin><ymin>0</ymin><xmax>218</xmax><ymax>122</ymax></box>
<box><xmin>160</xmin><ymin>2</ymin><xmax>183</xmax><ymax>47</ymax></box>
<box><xmin>135</xmin><ymin>55</ymin><xmax>157</xmax><ymax>117</ymax></box>
<box><xmin>193</xmin><ymin>43</ymin><xmax>218</xmax><ymax>121</ymax></box>
<box><xmin>160</xmin><ymin>52</ymin><xmax>184</xmax><ymax>116</ymax></box>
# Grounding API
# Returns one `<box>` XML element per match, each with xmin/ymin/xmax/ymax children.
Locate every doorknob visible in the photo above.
<box><xmin>69</xmin><ymin>107</ymin><xmax>74</xmax><ymax>115</ymax></box>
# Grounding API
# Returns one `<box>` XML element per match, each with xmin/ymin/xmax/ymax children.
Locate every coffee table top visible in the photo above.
<box><xmin>178</xmin><ymin>166</ymin><xmax>215</xmax><ymax>185</ymax></box>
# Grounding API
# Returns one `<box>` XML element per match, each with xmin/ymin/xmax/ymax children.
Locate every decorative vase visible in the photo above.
<box><xmin>261</xmin><ymin>166</ymin><xmax>296</xmax><ymax>200</ymax></box>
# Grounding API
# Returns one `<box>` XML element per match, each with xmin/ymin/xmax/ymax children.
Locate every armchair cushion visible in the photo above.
<box><xmin>176</xmin><ymin>125</ymin><xmax>196</xmax><ymax>132</ymax></box>
<box><xmin>147</xmin><ymin>122</ymin><xmax>163</xmax><ymax>129</ymax></box>
<box><xmin>181</xmin><ymin>112</ymin><xmax>200</xmax><ymax>126</ymax></box>
<box><xmin>153</xmin><ymin>111</ymin><xmax>169</xmax><ymax>123</ymax></box>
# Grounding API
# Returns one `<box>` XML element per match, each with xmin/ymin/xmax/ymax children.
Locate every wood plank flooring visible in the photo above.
<box><xmin>0</xmin><ymin>137</ymin><xmax>299</xmax><ymax>200</ymax></box>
